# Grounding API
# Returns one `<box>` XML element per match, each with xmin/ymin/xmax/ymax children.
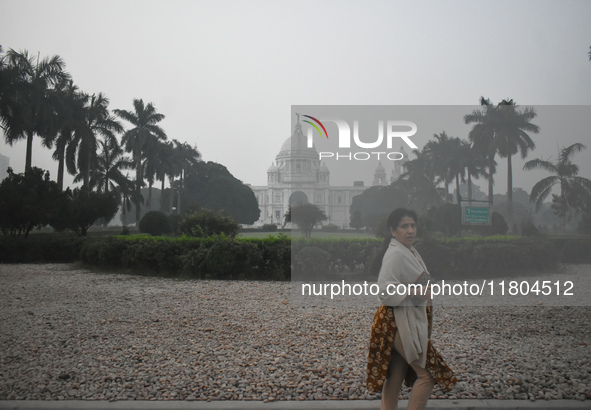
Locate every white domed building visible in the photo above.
<box><xmin>249</xmin><ymin>121</ymin><xmax>408</xmax><ymax>228</ymax></box>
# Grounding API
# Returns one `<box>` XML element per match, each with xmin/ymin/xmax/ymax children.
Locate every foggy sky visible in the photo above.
<box><xmin>1</xmin><ymin>0</ymin><xmax>590</xmax><ymax>195</ymax></box>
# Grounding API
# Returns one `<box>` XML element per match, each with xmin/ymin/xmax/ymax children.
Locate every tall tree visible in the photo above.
<box><xmin>284</xmin><ymin>204</ymin><xmax>327</xmax><ymax>239</ymax></box>
<box><xmin>1</xmin><ymin>49</ymin><xmax>70</xmax><ymax>172</ymax></box>
<box><xmin>181</xmin><ymin>161</ymin><xmax>260</xmax><ymax>224</ymax></box>
<box><xmin>61</xmin><ymin>187</ymin><xmax>119</xmax><ymax>236</ymax></box>
<box><xmin>464</xmin><ymin>97</ymin><xmax>539</xmax><ymax>231</ymax></box>
<box><xmin>349</xmin><ymin>183</ymin><xmax>410</xmax><ymax>231</ymax></box>
<box><xmin>141</xmin><ymin>134</ymin><xmax>164</xmax><ymax>210</ymax></box>
<box><xmin>172</xmin><ymin>139</ymin><xmax>201</xmax><ymax>213</ymax></box>
<box><xmin>119</xmin><ymin>174</ymin><xmax>141</xmax><ymax>228</ymax></box>
<box><xmin>67</xmin><ymin>93</ymin><xmax>123</xmax><ymax>189</ymax></box>
<box><xmin>399</xmin><ymin>149</ymin><xmax>442</xmax><ymax>212</ymax></box>
<box><xmin>0</xmin><ymin>46</ymin><xmax>18</xmax><ymax>139</ymax></box>
<box><xmin>423</xmin><ymin>132</ymin><xmax>460</xmax><ymax>203</ymax></box>
<box><xmin>448</xmin><ymin>137</ymin><xmax>468</xmax><ymax>205</ymax></box>
<box><xmin>460</xmin><ymin>140</ymin><xmax>488</xmax><ymax>204</ymax></box>
<box><xmin>464</xmin><ymin>97</ymin><xmax>500</xmax><ymax>203</ymax></box>
<box><xmin>50</xmin><ymin>79</ymin><xmax>86</xmax><ymax>190</ymax></box>
<box><xmin>0</xmin><ymin>167</ymin><xmax>64</xmax><ymax>238</ymax></box>
<box><xmin>154</xmin><ymin>140</ymin><xmax>180</xmax><ymax>212</ymax></box>
<box><xmin>114</xmin><ymin>99</ymin><xmax>167</xmax><ymax>223</ymax></box>
<box><xmin>524</xmin><ymin>143</ymin><xmax>591</xmax><ymax>231</ymax></box>
<box><xmin>82</xmin><ymin>136</ymin><xmax>133</xmax><ymax>194</ymax></box>
<box><xmin>495</xmin><ymin>100</ymin><xmax>539</xmax><ymax>231</ymax></box>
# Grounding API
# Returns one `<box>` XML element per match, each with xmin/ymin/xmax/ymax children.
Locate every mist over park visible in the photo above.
<box><xmin>1</xmin><ymin>1</ymin><xmax>590</xmax><ymax>406</ymax></box>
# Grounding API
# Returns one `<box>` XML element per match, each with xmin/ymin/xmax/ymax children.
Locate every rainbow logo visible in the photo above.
<box><xmin>302</xmin><ymin>115</ymin><xmax>329</xmax><ymax>140</ymax></box>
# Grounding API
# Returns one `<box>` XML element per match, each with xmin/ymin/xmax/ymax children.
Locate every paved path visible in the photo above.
<box><xmin>0</xmin><ymin>400</ymin><xmax>590</xmax><ymax>410</ymax></box>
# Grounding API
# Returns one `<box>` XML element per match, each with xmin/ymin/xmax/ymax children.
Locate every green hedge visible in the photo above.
<box><xmin>1</xmin><ymin>234</ymin><xmax>589</xmax><ymax>280</ymax></box>
<box><xmin>0</xmin><ymin>236</ymin><xmax>85</xmax><ymax>263</ymax></box>
<box><xmin>291</xmin><ymin>238</ymin><xmax>380</xmax><ymax>276</ymax></box>
<box><xmin>557</xmin><ymin>237</ymin><xmax>591</xmax><ymax>264</ymax></box>
<box><xmin>415</xmin><ymin>238</ymin><xmax>560</xmax><ymax>279</ymax></box>
<box><xmin>78</xmin><ymin>235</ymin><xmax>291</xmax><ymax>280</ymax></box>
<box><xmin>290</xmin><ymin>237</ymin><xmax>560</xmax><ymax>280</ymax></box>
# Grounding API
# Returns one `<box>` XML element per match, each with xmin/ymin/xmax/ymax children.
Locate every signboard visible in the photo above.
<box><xmin>462</xmin><ymin>205</ymin><xmax>491</xmax><ymax>225</ymax></box>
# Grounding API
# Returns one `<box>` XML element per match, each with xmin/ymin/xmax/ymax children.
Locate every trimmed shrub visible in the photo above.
<box><xmin>80</xmin><ymin>237</ymin><xmax>128</xmax><ymax>267</ymax></box>
<box><xmin>0</xmin><ymin>236</ymin><xmax>85</xmax><ymax>263</ymax></box>
<box><xmin>292</xmin><ymin>246</ymin><xmax>332</xmax><ymax>279</ymax></box>
<box><xmin>321</xmin><ymin>223</ymin><xmax>339</xmax><ymax>232</ymax></box>
<box><xmin>122</xmin><ymin>240</ymin><xmax>185</xmax><ymax>274</ymax></box>
<box><xmin>414</xmin><ymin>238</ymin><xmax>456</xmax><ymax>280</ymax></box>
<box><xmin>78</xmin><ymin>235</ymin><xmax>291</xmax><ymax>280</ymax></box>
<box><xmin>139</xmin><ymin>211</ymin><xmax>172</xmax><ymax>236</ymax></box>
<box><xmin>191</xmin><ymin>239</ymin><xmax>263</xmax><ymax>280</ymax></box>
<box><xmin>261</xmin><ymin>224</ymin><xmax>278</xmax><ymax>232</ymax></box>
<box><xmin>577</xmin><ymin>214</ymin><xmax>591</xmax><ymax>234</ymax></box>
<box><xmin>254</xmin><ymin>235</ymin><xmax>291</xmax><ymax>280</ymax></box>
<box><xmin>415</xmin><ymin>237</ymin><xmax>559</xmax><ymax>279</ymax></box>
<box><xmin>293</xmin><ymin>238</ymin><xmax>379</xmax><ymax>274</ymax></box>
<box><xmin>179</xmin><ymin>208</ymin><xmax>239</xmax><ymax>238</ymax></box>
<box><xmin>559</xmin><ymin>237</ymin><xmax>591</xmax><ymax>263</ymax></box>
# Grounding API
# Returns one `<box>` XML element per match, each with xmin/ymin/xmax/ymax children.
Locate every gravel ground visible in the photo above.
<box><xmin>0</xmin><ymin>264</ymin><xmax>589</xmax><ymax>402</ymax></box>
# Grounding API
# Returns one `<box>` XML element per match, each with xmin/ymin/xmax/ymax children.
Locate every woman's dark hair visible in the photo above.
<box><xmin>369</xmin><ymin>208</ymin><xmax>418</xmax><ymax>276</ymax></box>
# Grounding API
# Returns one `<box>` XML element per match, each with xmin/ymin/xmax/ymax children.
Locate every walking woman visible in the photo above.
<box><xmin>366</xmin><ymin>208</ymin><xmax>456</xmax><ymax>410</ymax></box>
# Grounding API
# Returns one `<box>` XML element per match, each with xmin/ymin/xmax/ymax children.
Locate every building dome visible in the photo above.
<box><xmin>277</xmin><ymin>122</ymin><xmax>318</xmax><ymax>161</ymax></box>
<box><xmin>267</xmin><ymin>162</ymin><xmax>279</xmax><ymax>172</ymax></box>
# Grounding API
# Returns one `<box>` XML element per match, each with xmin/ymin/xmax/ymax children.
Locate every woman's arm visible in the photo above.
<box><xmin>408</xmin><ymin>271</ymin><xmax>432</xmax><ymax>300</ymax></box>
<box><xmin>376</xmin><ymin>249</ymin><xmax>411</xmax><ymax>306</ymax></box>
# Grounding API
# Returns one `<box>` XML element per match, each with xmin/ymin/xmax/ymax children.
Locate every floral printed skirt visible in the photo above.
<box><xmin>366</xmin><ymin>305</ymin><xmax>457</xmax><ymax>394</ymax></box>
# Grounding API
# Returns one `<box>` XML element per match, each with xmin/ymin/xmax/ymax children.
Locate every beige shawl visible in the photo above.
<box><xmin>376</xmin><ymin>237</ymin><xmax>430</xmax><ymax>367</ymax></box>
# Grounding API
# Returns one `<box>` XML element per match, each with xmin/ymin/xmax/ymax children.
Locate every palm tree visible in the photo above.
<box><xmin>50</xmin><ymin>78</ymin><xmax>86</xmax><ymax>190</ymax></box>
<box><xmin>75</xmin><ymin>136</ymin><xmax>134</xmax><ymax>226</ymax></box>
<box><xmin>464</xmin><ymin>97</ymin><xmax>539</xmax><ymax>230</ymax></box>
<box><xmin>399</xmin><ymin>149</ymin><xmax>442</xmax><ymax>212</ymax></box>
<box><xmin>84</xmin><ymin>136</ymin><xmax>133</xmax><ymax>194</ymax></box>
<box><xmin>448</xmin><ymin>137</ymin><xmax>469</xmax><ymax>205</ymax></box>
<box><xmin>0</xmin><ymin>46</ymin><xmax>17</xmax><ymax>136</ymax></box>
<box><xmin>524</xmin><ymin>143</ymin><xmax>591</xmax><ymax>231</ymax></box>
<box><xmin>67</xmin><ymin>93</ymin><xmax>123</xmax><ymax>189</ymax></box>
<box><xmin>465</xmin><ymin>97</ymin><xmax>502</xmax><ymax>203</ymax></box>
<box><xmin>495</xmin><ymin>100</ymin><xmax>539</xmax><ymax>230</ymax></box>
<box><xmin>171</xmin><ymin>139</ymin><xmax>200</xmax><ymax>214</ymax></box>
<box><xmin>154</xmin><ymin>140</ymin><xmax>181</xmax><ymax>212</ymax></box>
<box><xmin>460</xmin><ymin>140</ymin><xmax>488</xmax><ymax>205</ymax></box>
<box><xmin>423</xmin><ymin>132</ymin><xmax>459</xmax><ymax>203</ymax></box>
<box><xmin>141</xmin><ymin>135</ymin><xmax>162</xmax><ymax>211</ymax></box>
<box><xmin>1</xmin><ymin>49</ymin><xmax>70</xmax><ymax>172</ymax></box>
<box><xmin>114</xmin><ymin>99</ymin><xmax>167</xmax><ymax>223</ymax></box>
<box><xmin>119</xmin><ymin>173</ymin><xmax>141</xmax><ymax>228</ymax></box>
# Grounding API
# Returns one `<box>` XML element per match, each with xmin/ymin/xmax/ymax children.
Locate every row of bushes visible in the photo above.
<box><xmin>0</xmin><ymin>235</ymin><xmax>589</xmax><ymax>280</ymax></box>
<box><xmin>79</xmin><ymin>235</ymin><xmax>291</xmax><ymax>280</ymax></box>
<box><xmin>415</xmin><ymin>238</ymin><xmax>560</xmax><ymax>279</ymax></box>
<box><xmin>0</xmin><ymin>235</ymin><xmax>85</xmax><ymax>263</ymax></box>
<box><xmin>291</xmin><ymin>237</ymin><xmax>571</xmax><ymax>280</ymax></box>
